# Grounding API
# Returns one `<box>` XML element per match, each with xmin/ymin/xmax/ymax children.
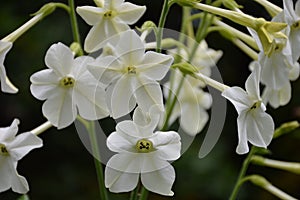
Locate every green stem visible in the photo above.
<box><xmin>229</xmin><ymin>147</ymin><xmax>257</xmax><ymax>200</ymax></box>
<box><xmin>86</xmin><ymin>121</ymin><xmax>109</xmax><ymax>200</ymax></box>
<box><xmin>68</xmin><ymin>0</ymin><xmax>83</xmax><ymax>54</ymax></box>
<box><xmin>130</xmin><ymin>185</ymin><xmax>140</xmax><ymax>200</ymax></box>
<box><xmin>156</xmin><ymin>0</ymin><xmax>170</xmax><ymax>53</ymax></box>
<box><xmin>138</xmin><ymin>186</ymin><xmax>149</xmax><ymax>200</ymax></box>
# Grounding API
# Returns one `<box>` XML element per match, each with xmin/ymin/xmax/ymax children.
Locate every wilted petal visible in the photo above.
<box><xmin>141</xmin><ymin>165</ymin><xmax>175</xmax><ymax>196</ymax></box>
<box><xmin>139</xmin><ymin>51</ymin><xmax>173</xmax><ymax>80</ymax></box>
<box><xmin>105</xmin><ymin>166</ymin><xmax>139</xmax><ymax>193</ymax></box>
<box><xmin>117</xmin><ymin>2</ymin><xmax>146</xmax><ymax>24</ymax></box>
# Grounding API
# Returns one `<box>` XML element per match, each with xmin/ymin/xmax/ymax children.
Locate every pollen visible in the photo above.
<box><xmin>103</xmin><ymin>10</ymin><xmax>114</xmax><ymax>18</ymax></box>
<box><xmin>59</xmin><ymin>76</ymin><xmax>75</xmax><ymax>88</ymax></box>
<box><xmin>135</xmin><ymin>139</ymin><xmax>153</xmax><ymax>153</ymax></box>
<box><xmin>250</xmin><ymin>101</ymin><xmax>261</xmax><ymax>110</ymax></box>
<box><xmin>292</xmin><ymin>21</ymin><xmax>300</xmax><ymax>29</ymax></box>
<box><xmin>0</xmin><ymin>144</ymin><xmax>9</xmax><ymax>156</ymax></box>
<box><xmin>127</xmin><ymin>66</ymin><xmax>137</xmax><ymax>74</ymax></box>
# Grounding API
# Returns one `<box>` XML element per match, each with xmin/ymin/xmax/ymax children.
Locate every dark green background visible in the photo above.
<box><xmin>0</xmin><ymin>0</ymin><xmax>300</xmax><ymax>199</ymax></box>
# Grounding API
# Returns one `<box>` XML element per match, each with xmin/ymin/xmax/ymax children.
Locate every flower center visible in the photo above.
<box><xmin>292</xmin><ymin>21</ymin><xmax>300</xmax><ymax>30</ymax></box>
<box><xmin>135</xmin><ymin>139</ymin><xmax>153</xmax><ymax>153</ymax></box>
<box><xmin>250</xmin><ymin>101</ymin><xmax>261</xmax><ymax>110</ymax></box>
<box><xmin>103</xmin><ymin>10</ymin><xmax>115</xmax><ymax>18</ymax></box>
<box><xmin>127</xmin><ymin>66</ymin><xmax>137</xmax><ymax>74</ymax></box>
<box><xmin>59</xmin><ymin>76</ymin><xmax>75</xmax><ymax>88</ymax></box>
<box><xmin>0</xmin><ymin>144</ymin><xmax>9</xmax><ymax>156</ymax></box>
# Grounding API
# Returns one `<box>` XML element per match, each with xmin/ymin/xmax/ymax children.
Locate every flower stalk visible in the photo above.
<box><xmin>30</xmin><ymin>121</ymin><xmax>53</xmax><ymax>135</ymax></box>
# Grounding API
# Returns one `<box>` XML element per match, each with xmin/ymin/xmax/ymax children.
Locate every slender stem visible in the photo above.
<box><xmin>265</xmin><ymin>185</ymin><xmax>297</xmax><ymax>200</ymax></box>
<box><xmin>229</xmin><ymin>147</ymin><xmax>257</xmax><ymax>200</ymax></box>
<box><xmin>253</xmin><ymin>0</ymin><xmax>282</xmax><ymax>17</ymax></box>
<box><xmin>193</xmin><ymin>73</ymin><xmax>229</xmax><ymax>92</ymax></box>
<box><xmin>68</xmin><ymin>0</ymin><xmax>82</xmax><ymax>54</ymax></box>
<box><xmin>130</xmin><ymin>184</ymin><xmax>140</xmax><ymax>200</ymax></box>
<box><xmin>30</xmin><ymin>121</ymin><xmax>53</xmax><ymax>135</ymax></box>
<box><xmin>138</xmin><ymin>186</ymin><xmax>149</xmax><ymax>200</ymax></box>
<box><xmin>156</xmin><ymin>0</ymin><xmax>170</xmax><ymax>53</ymax></box>
<box><xmin>87</xmin><ymin>121</ymin><xmax>109</xmax><ymax>200</ymax></box>
<box><xmin>232</xmin><ymin>38</ymin><xmax>258</xmax><ymax>60</ymax></box>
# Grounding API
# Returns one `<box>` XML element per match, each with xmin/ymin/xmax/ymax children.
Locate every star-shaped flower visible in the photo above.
<box><xmin>222</xmin><ymin>63</ymin><xmax>274</xmax><ymax>154</ymax></box>
<box><xmin>105</xmin><ymin>107</ymin><xmax>181</xmax><ymax>196</ymax></box>
<box><xmin>88</xmin><ymin>30</ymin><xmax>173</xmax><ymax>118</ymax></box>
<box><xmin>77</xmin><ymin>0</ymin><xmax>146</xmax><ymax>52</ymax></box>
<box><xmin>0</xmin><ymin>119</ymin><xmax>42</xmax><ymax>194</ymax></box>
<box><xmin>0</xmin><ymin>41</ymin><xmax>18</xmax><ymax>93</ymax></box>
<box><xmin>30</xmin><ymin>42</ymin><xmax>109</xmax><ymax>129</ymax></box>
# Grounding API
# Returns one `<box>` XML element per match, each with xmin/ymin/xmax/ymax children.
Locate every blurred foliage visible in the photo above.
<box><xmin>0</xmin><ymin>0</ymin><xmax>300</xmax><ymax>200</ymax></box>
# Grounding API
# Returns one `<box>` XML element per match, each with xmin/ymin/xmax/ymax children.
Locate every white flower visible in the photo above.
<box><xmin>77</xmin><ymin>0</ymin><xmax>146</xmax><ymax>52</ymax></box>
<box><xmin>222</xmin><ymin>63</ymin><xmax>274</xmax><ymax>154</ymax></box>
<box><xmin>0</xmin><ymin>119</ymin><xmax>42</xmax><ymax>194</ymax></box>
<box><xmin>0</xmin><ymin>41</ymin><xmax>18</xmax><ymax>93</ymax></box>
<box><xmin>163</xmin><ymin>70</ymin><xmax>212</xmax><ymax>135</ymax></box>
<box><xmin>105</xmin><ymin>108</ymin><xmax>181</xmax><ymax>196</ymax></box>
<box><xmin>282</xmin><ymin>0</ymin><xmax>300</xmax><ymax>62</ymax></box>
<box><xmin>30</xmin><ymin>42</ymin><xmax>109</xmax><ymax>129</ymax></box>
<box><xmin>262</xmin><ymin>82</ymin><xmax>291</xmax><ymax>109</ymax></box>
<box><xmin>88</xmin><ymin>30</ymin><xmax>173</xmax><ymax>119</ymax></box>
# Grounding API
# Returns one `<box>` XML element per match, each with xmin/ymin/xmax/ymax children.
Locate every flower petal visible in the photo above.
<box><xmin>245</xmin><ymin>62</ymin><xmax>261</xmax><ymax>99</ymax></box>
<box><xmin>10</xmin><ymin>161</ymin><xmax>29</xmax><ymax>194</ymax></box>
<box><xmin>150</xmin><ymin>131</ymin><xmax>181</xmax><ymax>160</ymax></box>
<box><xmin>42</xmin><ymin>88</ymin><xmax>77</xmax><ymax>129</ymax></box>
<box><xmin>30</xmin><ymin>69</ymin><xmax>60</xmax><ymax>100</ymax></box>
<box><xmin>116</xmin><ymin>120</ymin><xmax>153</xmax><ymax>138</ymax></box>
<box><xmin>8</xmin><ymin>132</ymin><xmax>42</xmax><ymax>161</ymax></box>
<box><xmin>117</xmin><ymin>2</ymin><xmax>146</xmax><ymax>24</ymax></box>
<box><xmin>76</xmin><ymin>6</ymin><xmax>104</xmax><ymax>26</ymax></box>
<box><xmin>107</xmin><ymin>131</ymin><xmax>136</xmax><ymax>153</ymax></box>
<box><xmin>0</xmin><ymin>119</ymin><xmax>19</xmax><ymax>142</ymax></box>
<box><xmin>222</xmin><ymin>87</ymin><xmax>252</xmax><ymax>114</ymax></box>
<box><xmin>141</xmin><ymin>165</ymin><xmax>175</xmax><ymax>196</ymax></box>
<box><xmin>0</xmin><ymin>157</ymin><xmax>12</xmax><ymax>192</ymax></box>
<box><xmin>105</xmin><ymin>165</ymin><xmax>139</xmax><ymax>193</ymax></box>
<box><xmin>139</xmin><ymin>51</ymin><xmax>173</xmax><ymax>80</ymax></box>
<box><xmin>106</xmin><ymin>153</ymin><xmax>141</xmax><ymax>173</ymax></box>
<box><xmin>83</xmin><ymin>21</ymin><xmax>108</xmax><ymax>52</ymax></box>
<box><xmin>45</xmin><ymin>43</ymin><xmax>74</xmax><ymax>76</ymax></box>
<box><xmin>236</xmin><ymin>112</ymin><xmax>250</xmax><ymax>154</ymax></box>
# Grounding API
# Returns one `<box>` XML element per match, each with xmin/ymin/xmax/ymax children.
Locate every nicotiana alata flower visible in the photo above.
<box><xmin>262</xmin><ymin>82</ymin><xmax>291</xmax><ymax>109</ymax></box>
<box><xmin>30</xmin><ymin>42</ymin><xmax>109</xmax><ymax>129</ymax></box>
<box><xmin>77</xmin><ymin>0</ymin><xmax>146</xmax><ymax>52</ymax></box>
<box><xmin>282</xmin><ymin>0</ymin><xmax>300</xmax><ymax>62</ymax></box>
<box><xmin>88</xmin><ymin>30</ymin><xmax>173</xmax><ymax>119</ymax></box>
<box><xmin>222</xmin><ymin>63</ymin><xmax>274</xmax><ymax>154</ymax></box>
<box><xmin>105</xmin><ymin>107</ymin><xmax>181</xmax><ymax>196</ymax></box>
<box><xmin>163</xmin><ymin>69</ymin><xmax>212</xmax><ymax>135</ymax></box>
<box><xmin>0</xmin><ymin>119</ymin><xmax>42</xmax><ymax>194</ymax></box>
<box><xmin>0</xmin><ymin>41</ymin><xmax>18</xmax><ymax>93</ymax></box>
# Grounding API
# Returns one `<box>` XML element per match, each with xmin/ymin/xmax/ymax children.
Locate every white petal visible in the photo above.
<box><xmin>245</xmin><ymin>62</ymin><xmax>261</xmax><ymax>99</ymax></box>
<box><xmin>134</xmin><ymin>75</ymin><xmax>164</xmax><ymax>114</ymax></box>
<box><xmin>296</xmin><ymin>0</ymin><xmax>300</xmax><ymax>15</ymax></box>
<box><xmin>107</xmin><ymin>0</ymin><xmax>125</xmax><ymax>8</ymax></box>
<box><xmin>107</xmin><ymin>131</ymin><xmax>136</xmax><ymax>153</ymax></box>
<box><xmin>76</xmin><ymin>6</ymin><xmax>104</xmax><ymax>25</ymax></box>
<box><xmin>42</xmin><ymin>88</ymin><xmax>77</xmax><ymax>129</ymax></box>
<box><xmin>115</xmin><ymin>30</ymin><xmax>145</xmax><ymax>66</ymax></box>
<box><xmin>105</xmin><ymin>19</ymin><xmax>129</xmax><ymax>37</ymax></box>
<box><xmin>83</xmin><ymin>21</ymin><xmax>108</xmax><ymax>52</ymax></box>
<box><xmin>105</xmin><ymin>166</ymin><xmax>139</xmax><ymax>193</ymax></box>
<box><xmin>139</xmin><ymin>51</ymin><xmax>173</xmax><ymax>80</ymax></box>
<box><xmin>222</xmin><ymin>87</ymin><xmax>252</xmax><ymax>114</ymax></box>
<box><xmin>0</xmin><ymin>119</ymin><xmax>19</xmax><ymax>142</ymax></box>
<box><xmin>30</xmin><ymin>69</ymin><xmax>60</xmax><ymax>100</ymax></box>
<box><xmin>10</xmin><ymin>163</ymin><xmax>29</xmax><ymax>194</ymax></box>
<box><xmin>141</xmin><ymin>165</ymin><xmax>175</xmax><ymax>196</ymax></box>
<box><xmin>150</xmin><ymin>131</ymin><xmax>181</xmax><ymax>160</ymax></box>
<box><xmin>289</xmin><ymin>30</ymin><xmax>300</xmax><ymax>62</ymax></box>
<box><xmin>106</xmin><ymin>153</ymin><xmax>141</xmax><ymax>173</ymax></box>
<box><xmin>88</xmin><ymin>55</ymin><xmax>123</xmax><ymax>85</ymax></box>
<box><xmin>180</xmin><ymin>103</ymin><xmax>209</xmax><ymax>135</ymax></box>
<box><xmin>236</xmin><ymin>112</ymin><xmax>250</xmax><ymax>154</ymax></box>
<box><xmin>116</xmin><ymin>120</ymin><xmax>153</xmax><ymax>138</ymax></box>
<box><xmin>74</xmin><ymin>72</ymin><xmax>109</xmax><ymax>120</ymax></box>
<box><xmin>7</xmin><ymin>132</ymin><xmax>43</xmax><ymax>161</ymax></box>
<box><xmin>289</xmin><ymin>61</ymin><xmax>300</xmax><ymax>81</ymax></box>
<box><xmin>263</xmin><ymin>83</ymin><xmax>291</xmax><ymax>108</ymax></box>
<box><xmin>0</xmin><ymin>157</ymin><xmax>12</xmax><ymax>192</ymax></box>
<box><xmin>110</xmin><ymin>75</ymin><xmax>136</xmax><ymax>118</ymax></box>
<box><xmin>133</xmin><ymin>105</ymin><xmax>162</xmax><ymax>130</ymax></box>
<box><xmin>117</xmin><ymin>2</ymin><xmax>146</xmax><ymax>24</ymax></box>
<box><xmin>45</xmin><ymin>43</ymin><xmax>74</xmax><ymax>76</ymax></box>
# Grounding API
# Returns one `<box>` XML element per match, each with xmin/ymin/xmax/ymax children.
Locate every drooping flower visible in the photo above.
<box><xmin>77</xmin><ymin>0</ymin><xmax>146</xmax><ymax>52</ymax></box>
<box><xmin>0</xmin><ymin>41</ymin><xmax>18</xmax><ymax>93</ymax></box>
<box><xmin>88</xmin><ymin>30</ymin><xmax>173</xmax><ymax>118</ymax></box>
<box><xmin>222</xmin><ymin>63</ymin><xmax>274</xmax><ymax>154</ymax></box>
<box><xmin>163</xmin><ymin>69</ymin><xmax>212</xmax><ymax>135</ymax></box>
<box><xmin>105</xmin><ymin>107</ymin><xmax>181</xmax><ymax>196</ymax></box>
<box><xmin>262</xmin><ymin>82</ymin><xmax>291</xmax><ymax>109</ymax></box>
<box><xmin>0</xmin><ymin>119</ymin><xmax>42</xmax><ymax>194</ymax></box>
<box><xmin>30</xmin><ymin>42</ymin><xmax>109</xmax><ymax>129</ymax></box>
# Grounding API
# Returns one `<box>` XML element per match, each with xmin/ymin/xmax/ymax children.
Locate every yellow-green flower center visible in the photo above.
<box><xmin>103</xmin><ymin>10</ymin><xmax>115</xmax><ymax>18</ymax></box>
<box><xmin>135</xmin><ymin>139</ymin><xmax>153</xmax><ymax>153</ymax></box>
<box><xmin>250</xmin><ymin>101</ymin><xmax>261</xmax><ymax>110</ymax></box>
<box><xmin>127</xmin><ymin>66</ymin><xmax>137</xmax><ymax>74</ymax></box>
<box><xmin>59</xmin><ymin>76</ymin><xmax>75</xmax><ymax>88</ymax></box>
<box><xmin>0</xmin><ymin>144</ymin><xmax>9</xmax><ymax>156</ymax></box>
<box><xmin>292</xmin><ymin>21</ymin><xmax>300</xmax><ymax>30</ymax></box>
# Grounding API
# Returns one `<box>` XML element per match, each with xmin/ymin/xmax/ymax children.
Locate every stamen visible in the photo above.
<box><xmin>104</xmin><ymin>10</ymin><xmax>114</xmax><ymax>18</ymax></box>
<box><xmin>135</xmin><ymin>139</ymin><xmax>153</xmax><ymax>153</ymax></box>
<box><xmin>127</xmin><ymin>66</ymin><xmax>137</xmax><ymax>74</ymax></box>
<box><xmin>59</xmin><ymin>76</ymin><xmax>75</xmax><ymax>88</ymax></box>
<box><xmin>0</xmin><ymin>144</ymin><xmax>9</xmax><ymax>156</ymax></box>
